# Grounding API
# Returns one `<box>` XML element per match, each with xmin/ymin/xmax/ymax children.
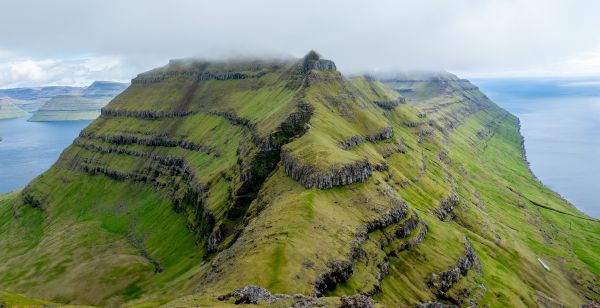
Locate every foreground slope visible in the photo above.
<box><xmin>0</xmin><ymin>54</ymin><xmax>598</xmax><ymax>307</ymax></box>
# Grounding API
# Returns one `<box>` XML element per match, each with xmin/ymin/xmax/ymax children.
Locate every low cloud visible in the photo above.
<box><xmin>1</xmin><ymin>0</ymin><xmax>600</xmax><ymax>87</ymax></box>
<box><xmin>0</xmin><ymin>53</ymin><xmax>134</xmax><ymax>88</ymax></box>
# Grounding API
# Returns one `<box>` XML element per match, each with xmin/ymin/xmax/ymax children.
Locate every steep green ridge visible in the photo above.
<box><xmin>0</xmin><ymin>54</ymin><xmax>597</xmax><ymax>307</ymax></box>
<box><xmin>0</xmin><ymin>98</ymin><xmax>29</xmax><ymax>119</ymax></box>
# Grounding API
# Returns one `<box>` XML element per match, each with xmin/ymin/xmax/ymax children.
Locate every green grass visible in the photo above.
<box><xmin>0</xmin><ymin>57</ymin><xmax>597</xmax><ymax>307</ymax></box>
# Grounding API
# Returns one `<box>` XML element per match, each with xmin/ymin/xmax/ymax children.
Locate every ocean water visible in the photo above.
<box><xmin>473</xmin><ymin>78</ymin><xmax>600</xmax><ymax>218</ymax></box>
<box><xmin>0</xmin><ymin>117</ymin><xmax>91</xmax><ymax>193</ymax></box>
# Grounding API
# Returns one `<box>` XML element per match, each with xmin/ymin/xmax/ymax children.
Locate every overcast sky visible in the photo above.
<box><xmin>1</xmin><ymin>0</ymin><xmax>600</xmax><ymax>88</ymax></box>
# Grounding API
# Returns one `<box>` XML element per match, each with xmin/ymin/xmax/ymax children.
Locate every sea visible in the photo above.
<box><xmin>473</xmin><ymin>77</ymin><xmax>600</xmax><ymax>218</ymax></box>
<box><xmin>0</xmin><ymin>117</ymin><xmax>91</xmax><ymax>193</ymax></box>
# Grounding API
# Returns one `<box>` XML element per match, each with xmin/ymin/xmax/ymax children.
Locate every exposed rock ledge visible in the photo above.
<box><xmin>367</xmin><ymin>126</ymin><xmax>393</xmax><ymax>142</ymax></box>
<box><xmin>339</xmin><ymin>135</ymin><xmax>366</xmax><ymax>150</ymax></box>
<box><xmin>434</xmin><ymin>188</ymin><xmax>460</xmax><ymax>221</ymax></box>
<box><xmin>132</xmin><ymin>70</ymin><xmax>265</xmax><ymax>85</ymax></box>
<box><xmin>427</xmin><ymin>237</ymin><xmax>481</xmax><ymax>296</ymax></box>
<box><xmin>100</xmin><ymin>109</ymin><xmax>193</xmax><ymax>119</ymax></box>
<box><xmin>218</xmin><ymin>285</ymin><xmax>324</xmax><ymax>306</ymax></box>
<box><xmin>373</xmin><ymin>98</ymin><xmax>406</xmax><ymax>110</ymax></box>
<box><xmin>338</xmin><ymin>126</ymin><xmax>394</xmax><ymax>150</ymax></box>
<box><xmin>281</xmin><ymin>150</ymin><xmax>373</xmax><ymax>189</ymax></box>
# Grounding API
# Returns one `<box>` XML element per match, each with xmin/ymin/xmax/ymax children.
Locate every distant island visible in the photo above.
<box><xmin>28</xmin><ymin>82</ymin><xmax>128</xmax><ymax>121</ymax></box>
<box><xmin>0</xmin><ymin>98</ymin><xmax>29</xmax><ymax>119</ymax></box>
<box><xmin>0</xmin><ymin>81</ymin><xmax>128</xmax><ymax>121</ymax></box>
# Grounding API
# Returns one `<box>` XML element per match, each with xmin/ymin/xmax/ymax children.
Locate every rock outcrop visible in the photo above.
<box><xmin>419</xmin><ymin>302</ymin><xmax>458</xmax><ymax>308</ymax></box>
<box><xmin>78</xmin><ymin>131</ymin><xmax>221</xmax><ymax>156</ymax></box>
<box><xmin>101</xmin><ymin>109</ymin><xmax>193</xmax><ymax>119</ymax></box>
<box><xmin>132</xmin><ymin>70</ymin><xmax>263</xmax><ymax>85</ymax></box>
<box><xmin>427</xmin><ymin>237</ymin><xmax>481</xmax><ymax>295</ymax></box>
<box><xmin>367</xmin><ymin>126</ymin><xmax>393</xmax><ymax>142</ymax></box>
<box><xmin>340</xmin><ymin>294</ymin><xmax>375</xmax><ymax>308</ymax></box>
<box><xmin>314</xmin><ymin>260</ymin><xmax>354</xmax><ymax>297</ymax></box>
<box><xmin>434</xmin><ymin>189</ymin><xmax>460</xmax><ymax>221</ymax></box>
<box><xmin>300</xmin><ymin>50</ymin><xmax>337</xmax><ymax>73</ymax></box>
<box><xmin>282</xmin><ymin>151</ymin><xmax>373</xmax><ymax>189</ymax></box>
<box><xmin>218</xmin><ymin>285</ymin><xmax>324</xmax><ymax>306</ymax></box>
<box><xmin>373</xmin><ymin>98</ymin><xmax>405</xmax><ymax>110</ymax></box>
<box><xmin>339</xmin><ymin>135</ymin><xmax>366</xmax><ymax>150</ymax></box>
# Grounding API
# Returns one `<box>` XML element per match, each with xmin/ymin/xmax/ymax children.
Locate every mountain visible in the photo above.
<box><xmin>82</xmin><ymin>81</ymin><xmax>129</xmax><ymax>97</ymax></box>
<box><xmin>0</xmin><ymin>98</ymin><xmax>29</xmax><ymax>119</ymax></box>
<box><xmin>28</xmin><ymin>82</ymin><xmax>128</xmax><ymax>121</ymax></box>
<box><xmin>27</xmin><ymin>95</ymin><xmax>112</xmax><ymax>121</ymax></box>
<box><xmin>0</xmin><ymin>82</ymin><xmax>127</xmax><ymax>117</ymax></box>
<box><xmin>0</xmin><ymin>86</ymin><xmax>85</xmax><ymax>112</ymax></box>
<box><xmin>0</xmin><ymin>52</ymin><xmax>597</xmax><ymax>307</ymax></box>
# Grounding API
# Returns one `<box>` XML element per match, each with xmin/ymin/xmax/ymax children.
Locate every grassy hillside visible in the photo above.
<box><xmin>0</xmin><ymin>98</ymin><xmax>29</xmax><ymax>119</ymax></box>
<box><xmin>0</xmin><ymin>54</ymin><xmax>597</xmax><ymax>307</ymax></box>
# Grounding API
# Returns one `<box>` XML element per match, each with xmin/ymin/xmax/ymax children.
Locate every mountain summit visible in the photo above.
<box><xmin>0</xmin><ymin>52</ymin><xmax>597</xmax><ymax>307</ymax></box>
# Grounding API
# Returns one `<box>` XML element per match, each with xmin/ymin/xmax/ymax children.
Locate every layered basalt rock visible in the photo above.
<box><xmin>419</xmin><ymin>302</ymin><xmax>457</xmax><ymax>308</ymax></box>
<box><xmin>74</xmin><ymin>139</ymin><xmax>186</xmax><ymax>166</ymax></box>
<box><xmin>338</xmin><ymin>126</ymin><xmax>394</xmax><ymax>151</ymax></box>
<box><xmin>314</xmin><ymin>260</ymin><xmax>354</xmax><ymax>297</ymax></box>
<box><xmin>373</xmin><ymin>98</ymin><xmax>405</xmax><ymax>110</ymax></box>
<box><xmin>365</xmin><ymin>203</ymin><xmax>409</xmax><ymax>232</ymax></box>
<box><xmin>340</xmin><ymin>294</ymin><xmax>375</xmax><ymax>308</ymax></box>
<box><xmin>100</xmin><ymin>109</ymin><xmax>193</xmax><ymax>119</ymax></box>
<box><xmin>208</xmin><ymin>101</ymin><xmax>314</xmax><ymax>251</ymax></box>
<box><xmin>427</xmin><ymin>237</ymin><xmax>481</xmax><ymax>296</ymax></box>
<box><xmin>252</xmin><ymin>101</ymin><xmax>314</xmax><ymax>151</ymax></box>
<box><xmin>131</xmin><ymin>61</ymin><xmax>270</xmax><ymax>85</ymax></box>
<box><xmin>208</xmin><ymin>111</ymin><xmax>255</xmax><ymax>130</ymax></box>
<box><xmin>392</xmin><ymin>210</ymin><xmax>420</xmax><ymax>238</ymax></box>
<box><xmin>300</xmin><ymin>51</ymin><xmax>337</xmax><ymax>73</ymax></box>
<box><xmin>337</xmin><ymin>125</ymin><xmax>394</xmax><ymax>152</ymax></box>
<box><xmin>281</xmin><ymin>151</ymin><xmax>373</xmax><ymax>189</ymax></box>
<box><xmin>385</xmin><ymin>220</ymin><xmax>429</xmax><ymax>257</ymax></box>
<box><xmin>78</xmin><ymin>131</ymin><xmax>221</xmax><ymax>157</ymax></box>
<box><xmin>218</xmin><ymin>285</ymin><xmax>322</xmax><ymax>306</ymax></box>
<box><xmin>339</xmin><ymin>135</ymin><xmax>366</xmax><ymax>150</ymax></box>
<box><xmin>75</xmin><ymin>141</ymin><xmax>215</xmax><ymax>242</ymax></box>
<box><xmin>435</xmin><ymin>189</ymin><xmax>460</xmax><ymax>221</ymax></box>
<box><xmin>313</xmin><ymin>202</ymin><xmax>411</xmax><ymax>297</ymax></box>
<box><xmin>366</xmin><ymin>126</ymin><xmax>393</xmax><ymax>142</ymax></box>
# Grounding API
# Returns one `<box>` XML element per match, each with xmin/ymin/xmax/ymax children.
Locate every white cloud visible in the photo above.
<box><xmin>557</xmin><ymin>47</ymin><xmax>600</xmax><ymax>76</ymax></box>
<box><xmin>0</xmin><ymin>54</ymin><xmax>135</xmax><ymax>88</ymax></box>
<box><xmin>1</xmin><ymin>0</ymin><xmax>600</xmax><ymax>85</ymax></box>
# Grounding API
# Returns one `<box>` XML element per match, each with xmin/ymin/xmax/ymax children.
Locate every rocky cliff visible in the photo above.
<box><xmin>0</xmin><ymin>53</ymin><xmax>597</xmax><ymax>308</ymax></box>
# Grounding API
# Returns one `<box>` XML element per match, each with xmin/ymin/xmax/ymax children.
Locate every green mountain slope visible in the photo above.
<box><xmin>0</xmin><ymin>98</ymin><xmax>29</xmax><ymax>119</ymax></box>
<box><xmin>0</xmin><ymin>52</ymin><xmax>597</xmax><ymax>307</ymax></box>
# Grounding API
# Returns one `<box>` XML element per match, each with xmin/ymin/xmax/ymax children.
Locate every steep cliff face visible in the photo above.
<box><xmin>0</xmin><ymin>54</ymin><xmax>598</xmax><ymax>307</ymax></box>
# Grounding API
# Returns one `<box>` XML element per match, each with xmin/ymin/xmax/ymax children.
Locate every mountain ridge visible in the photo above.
<box><xmin>0</xmin><ymin>52</ymin><xmax>597</xmax><ymax>307</ymax></box>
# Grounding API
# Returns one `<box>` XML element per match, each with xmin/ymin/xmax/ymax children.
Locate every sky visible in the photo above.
<box><xmin>2</xmin><ymin>0</ymin><xmax>600</xmax><ymax>88</ymax></box>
